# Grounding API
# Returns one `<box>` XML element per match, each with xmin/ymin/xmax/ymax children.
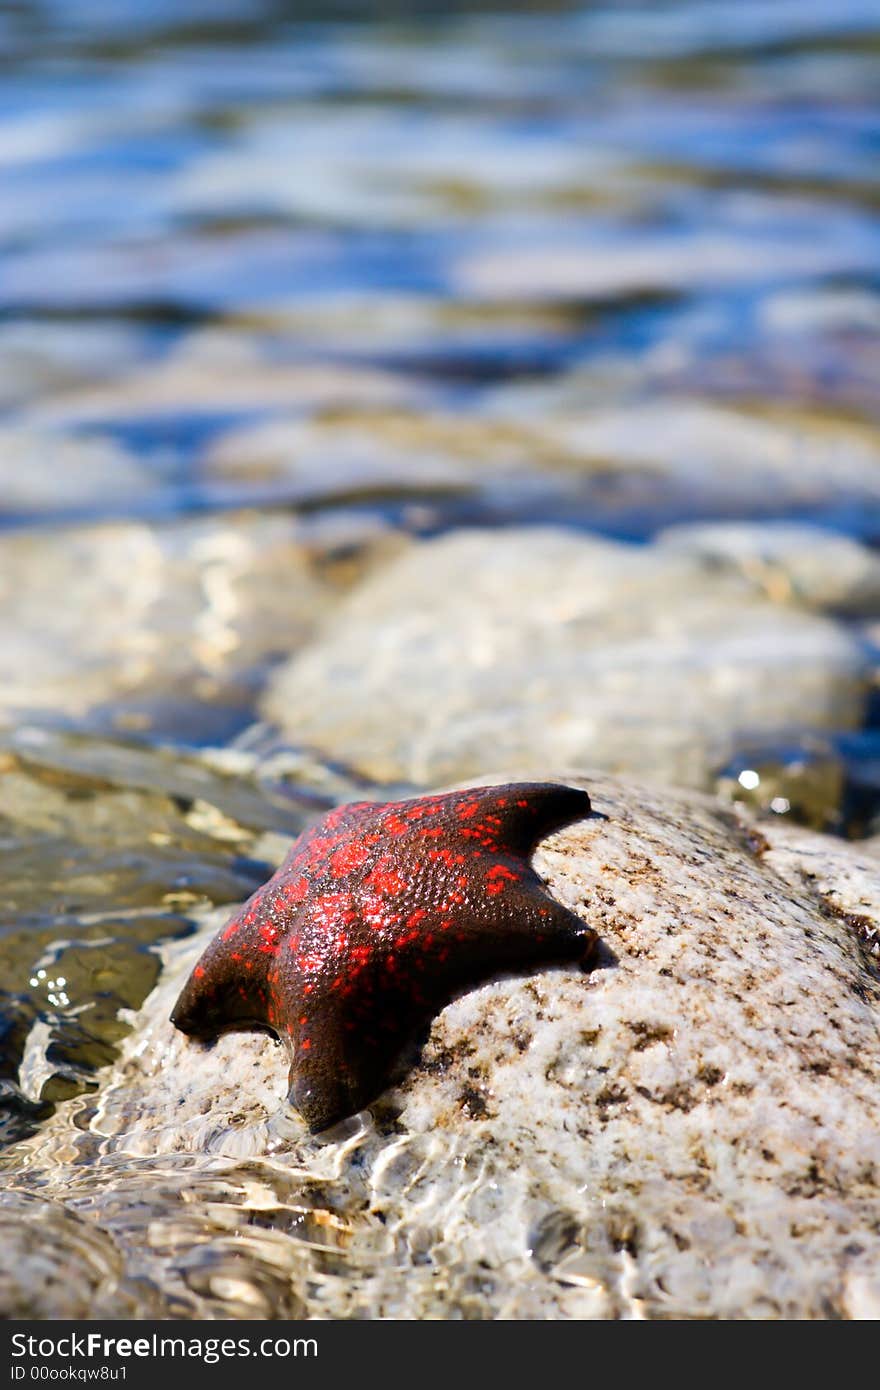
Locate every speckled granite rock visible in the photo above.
<box><xmin>3</xmin><ymin>773</ymin><xmax>879</xmax><ymax>1319</ymax></box>
<box><xmin>262</xmin><ymin>527</ymin><xmax>869</xmax><ymax>786</ymax></box>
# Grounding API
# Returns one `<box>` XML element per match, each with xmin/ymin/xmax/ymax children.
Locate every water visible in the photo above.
<box><xmin>0</xmin><ymin>0</ymin><xmax>879</xmax><ymax>1156</ymax></box>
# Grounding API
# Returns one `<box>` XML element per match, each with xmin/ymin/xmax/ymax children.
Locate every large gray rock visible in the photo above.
<box><xmin>2</xmin><ymin>773</ymin><xmax>879</xmax><ymax>1319</ymax></box>
<box><xmin>262</xmin><ymin>527</ymin><xmax>869</xmax><ymax>786</ymax></box>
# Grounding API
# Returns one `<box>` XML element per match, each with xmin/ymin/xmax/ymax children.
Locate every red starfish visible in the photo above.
<box><xmin>171</xmin><ymin>782</ymin><xmax>596</xmax><ymax>1132</ymax></box>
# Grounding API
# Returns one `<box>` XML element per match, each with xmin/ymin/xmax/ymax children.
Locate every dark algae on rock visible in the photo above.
<box><xmin>171</xmin><ymin>782</ymin><xmax>595</xmax><ymax>1131</ymax></box>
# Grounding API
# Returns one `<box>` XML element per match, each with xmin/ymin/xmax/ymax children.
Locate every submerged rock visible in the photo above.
<box><xmin>202</xmin><ymin>398</ymin><xmax>880</xmax><ymax>537</ymax></box>
<box><xmin>0</xmin><ymin>428</ymin><xmax>153</xmax><ymax>516</ymax></box>
<box><xmin>0</xmin><ymin>322</ymin><xmax>145</xmax><ymax>414</ymax></box>
<box><xmin>483</xmin><ymin>395</ymin><xmax>880</xmax><ymax>529</ymax></box>
<box><xmin>0</xmin><ymin>510</ymin><xmax>401</xmax><ymax>736</ymax></box>
<box><xmin>26</xmin><ymin>357</ymin><xmax>423</xmax><ymax>431</ymax></box>
<box><xmin>262</xmin><ymin>527</ymin><xmax>869</xmax><ymax>787</ymax></box>
<box><xmin>658</xmin><ymin>521</ymin><xmax>880</xmax><ymax>616</ymax></box>
<box><xmin>454</xmin><ymin>220</ymin><xmax>879</xmax><ymax>304</ymax></box>
<box><xmin>2</xmin><ymin>773</ymin><xmax>879</xmax><ymax>1319</ymax></box>
<box><xmin>712</xmin><ymin>727</ymin><xmax>880</xmax><ymax>838</ymax></box>
<box><xmin>203</xmin><ymin>408</ymin><xmax>557</xmax><ymax>510</ymax></box>
<box><xmin>0</xmin><ymin>729</ymin><xmax>335</xmax><ymax>1145</ymax></box>
<box><xmin>714</xmin><ymin>739</ymin><xmax>848</xmax><ymax>833</ymax></box>
<box><xmin>0</xmin><ymin>724</ymin><xmax>392</xmax><ymax>1148</ymax></box>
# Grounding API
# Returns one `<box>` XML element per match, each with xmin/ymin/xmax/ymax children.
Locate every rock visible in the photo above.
<box><xmin>752</xmin><ymin>815</ymin><xmax>880</xmax><ymax>979</ymax></box>
<box><xmin>713</xmin><ymin>738</ymin><xmax>848</xmax><ymax>833</ymax></box>
<box><xmin>261</xmin><ymin>527</ymin><xmax>869</xmax><ymax>787</ymax></box>
<box><xmin>0</xmin><ymin>510</ymin><xmax>401</xmax><ymax>735</ymax></box>
<box><xmin>205</xmin><ymin>411</ymin><xmax>481</xmax><ymax>505</ymax></box>
<box><xmin>537</xmin><ymin>399</ymin><xmax>880</xmax><ymax>520</ymax></box>
<box><xmin>0</xmin><ymin>428</ymin><xmax>153</xmax><ymax>516</ymax></box>
<box><xmin>25</xmin><ymin>357</ymin><xmax>424</xmax><ymax>431</ymax></box>
<box><xmin>0</xmin><ymin>1192</ymin><xmax>165</xmax><ymax>1319</ymax></box>
<box><xmin>0</xmin><ymin>321</ymin><xmax>143</xmax><ymax>412</ymax></box>
<box><xmin>170</xmin><ymin>105</ymin><xmax>615</xmax><ymax>231</ymax></box>
<box><xmin>759</xmin><ymin>287</ymin><xmax>880</xmax><ymax>338</ymax></box>
<box><xmin>230</xmin><ymin>291</ymin><xmax>576</xmax><ymax>367</ymax></box>
<box><xmin>454</xmin><ymin>219</ymin><xmax>877</xmax><ymax>303</ymax></box>
<box><xmin>2</xmin><ymin>773</ymin><xmax>879</xmax><ymax>1319</ymax></box>
<box><xmin>658</xmin><ymin>521</ymin><xmax>880</xmax><ymax>615</ymax></box>
<box><xmin>712</xmin><ymin>728</ymin><xmax>880</xmax><ymax>839</ymax></box>
<box><xmin>203</xmin><ymin>408</ymin><xmax>561</xmax><ymax>509</ymax></box>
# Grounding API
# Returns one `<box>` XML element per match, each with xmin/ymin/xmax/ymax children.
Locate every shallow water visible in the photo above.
<box><xmin>1</xmin><ymin>1</ymin><xmax>879</xmax><ymax>1150</ymax></box>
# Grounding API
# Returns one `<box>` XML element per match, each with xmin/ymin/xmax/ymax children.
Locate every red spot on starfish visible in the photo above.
<box><xmin>330</xmin><ymin>842</ymin><xmax>370</xmax><ymax>876</ymax></box>
<box><xmin>365</xmin><ymin>862</ymin><xmax>406</xmax><ymax>896</ymax></box>
<box><xmin>284</xmin><ymin>876</ymin><xmax>310</xmax><ymax>903</ymax></box>
<box><xmin>486</xmin><ymin>865</ymin><xmax>520</xmax><ymax>896</ymax></box>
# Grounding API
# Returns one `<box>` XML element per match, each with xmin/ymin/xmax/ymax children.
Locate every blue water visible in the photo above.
<box><xmin>0</xmin><ymin>1</ymin><xmax>877</xmax><ymax>526</ymax></box>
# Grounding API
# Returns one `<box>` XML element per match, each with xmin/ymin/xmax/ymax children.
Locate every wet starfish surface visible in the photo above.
<box><xmin>171</xmin><ymin>781</ymin><xmax>596</xmax><ymax>1132</ymax></box>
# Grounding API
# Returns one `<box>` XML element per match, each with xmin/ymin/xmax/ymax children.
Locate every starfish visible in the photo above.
<box><xmin>171</xmin><ymin>781</ymin><xmax>596</xmax><ymax>1132</ymax></box>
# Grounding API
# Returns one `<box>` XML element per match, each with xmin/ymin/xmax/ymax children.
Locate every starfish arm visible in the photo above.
<box><xmin>170</xmin><ymin>904</ymin><xmax>273</xmax><ymax>1040</ymax></box>
<box><xmin>454</xmin><ymin>876</ymin><xmax>595</xmax><ymax>963</ymax></box>
<box><xmin>446</xmin><ymin>782</ymin><xmax>591</xmax><ymax>857</ymax></box>
<box><xmin>386</xmin><ymin>875</ymin><xmax>596</xmax><ymax>1013</ymax></box>
<box><xmin>282</xmin><ymin>995</ymin><xmax>354</xmax><ymax>1133</ymax></box>
<box><xmin>286</xmin><ymin>894</ymin><xmax>594</xmax><ymax>1133</ymax></box>
<box><xmin>282</xmin><ymin>990</ymin><xmax>405</xmax><ymax>1133</ymax></box>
